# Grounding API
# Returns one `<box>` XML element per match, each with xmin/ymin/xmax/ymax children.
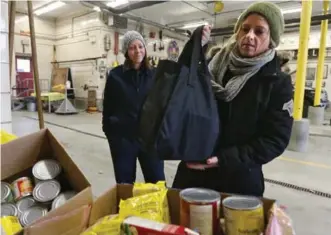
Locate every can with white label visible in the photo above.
<box><xmin>32</xmin><ymin>159</ymin><xmax>62</xmax><ymax>183</ymax></box>
<box><xmin>180</xmin><ymin>188</ymin><xmax>221</xmax><ymax>235</ymax></box>
<box><xmin>33</xmin><ymin>180</ymin><xmax>61</xmax><ymax>205</ymax></box>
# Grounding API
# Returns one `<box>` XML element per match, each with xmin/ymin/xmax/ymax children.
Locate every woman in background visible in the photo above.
<box><xmin>102</xmin><ymin>31</ymin><xmax>165</xmax><ymax>184</ymax></box>
<box><xmin>173</xmin><ymin>2</ymin><xmax>294</xmax><ymax>197</ymax></box>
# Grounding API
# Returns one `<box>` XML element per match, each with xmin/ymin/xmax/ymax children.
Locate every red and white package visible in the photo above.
<box><xmin>121</xmin><ymin>216</ymin><xmax>199</xmax><ymax>235</ymax></box>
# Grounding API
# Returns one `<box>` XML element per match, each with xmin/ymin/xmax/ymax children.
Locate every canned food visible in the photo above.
<box><xmin>19</xmin><ymin>206</ymin><xmax>48</xmax><ymax>227</ymax></box>
<box><xmin>16</xmin><ymin>196</ymin><xmax>37</xmax><ymax>215</ymax></box>
<box><xmin>223</xmin><ymin>196</ymin><xmax>265</xmax><ymax>235</ymax></box>
<box><xmin>1</xmin><ymin>182</ymin><xmax>14</xmax><ymax>203</ymax></box>
<box><xmin>180</xmin><ymin>188</ymin><xmax>221</xmax><ymax>235</ymax></box>
<box><xmin>1</xmin><ymin>203</ymin><xmax>18</xmax><ymax>217</ymax></box>
<box><xmin>51</xmin><ymin>191</ymin><xmax>76</xmax><ymax>210</ymax></box>
<box><xmin>32</xmin><ymin>159</ymin><xmax>62</xmax><ymax>182</ymax></box>
<box><xmin>11</xmin><ymin>177</ymin><xmax>33</xmax><ymax>201</ymax></box>
<box><xmin>33</xmin><ymin>180</ymin><xmax>61</xmax><ymax>203</ymax></box>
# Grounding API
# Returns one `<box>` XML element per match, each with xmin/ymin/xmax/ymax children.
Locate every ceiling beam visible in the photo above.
<box><xmin>83</xmin><ymin>1</ymin><xmax>168</xmax><ymax>14</ymax></box>
<box><xmin>81</xmin><ymin>1</ymin><xmax>190</xmax><ymax>39</ymax></box>
<box><xmin>211</xmin><ymin>13</ymin><xmax>331</xmax><ymax>36</ymax></box>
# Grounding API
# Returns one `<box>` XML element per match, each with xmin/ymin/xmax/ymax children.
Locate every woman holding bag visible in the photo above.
<box><xmin>173</xmin><ymin>2</ymin><xmax>293</xmax><ymax>197</ymax></box>
<box><xmin>102</xmin><ymin>30</ymin><xmax>165</xmax><ymax>184</ymax></box>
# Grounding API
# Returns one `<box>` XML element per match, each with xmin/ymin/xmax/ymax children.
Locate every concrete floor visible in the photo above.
<box><xmin>10</xmin><ymin>111</ymin><xmax>331</xmax><ymax>235</ymax></box>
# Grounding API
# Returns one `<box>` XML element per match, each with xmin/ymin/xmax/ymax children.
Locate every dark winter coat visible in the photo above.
<box><xmin>102</xmin><ymin>64</ymin><xmax>155</xmax><ymax>139</ymax></box>
<box><xmin>173</xmin><ymin>48</ymin><xmax>294</xmax><ymax>196</ymax></box>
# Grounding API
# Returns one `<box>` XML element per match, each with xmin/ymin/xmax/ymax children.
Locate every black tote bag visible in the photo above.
<box><xmin>138</xmin><ymin>26</ymin><xmax>219</xmax><ymax>161</ymax></box>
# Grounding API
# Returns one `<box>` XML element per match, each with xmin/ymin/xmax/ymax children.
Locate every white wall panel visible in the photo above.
<box><xmin>1</xmin><ymin>0</ymin><xmax>11</xmax><ymax>131</ymax></box>
<box><xmin>1</xmin><ymin>93</ymin><xmax>11</xmax><ymax>123</ymax></box>
<box><xmin>1</xmin><ymin>123</ymin><xmax>12</xmax><ymax>134</ymax></box>
<box><xmin>11</xmin><ymin>17</ymin><xmax>55</xmax><ymax>86</ymax></box>
<box><xmin>0</xmin><ymin>32</ymin><xmax>9</xmax><ymax>63</ymax></box>
<box><xmin>278</xmin><ymin>30</ymin><xmax>331</xmax><ymax>50</ymax></box>
<box><xmin>15</xmin><ymin>16</ymin><xmax>56</xmax><ymax>37</ymax></box>
<box><xmin>1</xmin><ymin>62</ymin><xmax>10</xmax><ymax>93</ymax></box>
<box><xmin>56</xmin><ymin>32</ymin><xmax>102</xmax><ymax>61</ymax></box>
<box><xmin>0</xmin><ymin>0</ymin><xmax>8</xmax><ymax>32</ymax></box>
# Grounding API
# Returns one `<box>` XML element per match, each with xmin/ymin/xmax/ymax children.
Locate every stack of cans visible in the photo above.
<box><xmin>1</xmin><ymin>159</ymin><xmax>76</xmax><ymax>227</ymax></box>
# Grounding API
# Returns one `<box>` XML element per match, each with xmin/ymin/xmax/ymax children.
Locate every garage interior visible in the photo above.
<box><xmin>1</xmin><ymin>1</ymin><xmax>331</xmax><ymax>235</ymax></box>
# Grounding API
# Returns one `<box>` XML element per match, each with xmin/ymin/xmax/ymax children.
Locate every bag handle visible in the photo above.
<box><xmin>189</xmin><ymin>26</ymin><xmax>205</xmax><ymax>86</ymax></box>
<box><xmin>177</xmin><ymin>26</ymin><xmax>205</xmax><ymax>86</ymax></box>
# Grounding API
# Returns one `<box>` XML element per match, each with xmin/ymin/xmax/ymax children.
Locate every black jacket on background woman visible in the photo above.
<box><xmin>102</xmin><ymin>65</ymin><xmax>155</xmax><ymax>138</ymax></box>
<box><xmin>102</xmin><ymin>64</ymin><xmax>165</xmax><ymax>184</ymax></box>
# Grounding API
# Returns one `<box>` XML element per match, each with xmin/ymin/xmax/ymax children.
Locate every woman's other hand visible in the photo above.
<box><xmin>186</xmin><ymin>156</ymin><xmax>218</xmax><ymax>170</ymax></box>
<box><xmin>201</xmin><ymin>25</ymin><xmax>211</xmax><ymax>46</ymax></box>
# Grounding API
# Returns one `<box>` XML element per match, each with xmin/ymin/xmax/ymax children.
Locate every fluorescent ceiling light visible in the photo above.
<box><xmin>181</xmin><ymin>21</ymin><xmax>208</xmax><ymax>29</ymax></box>
<box><xmin>93</xmin><ymin>6</ymin><xmax>101</xmax><ymax>12</ymax></box>
<box><xmin>34</xmin><ymin>1</ymin><xmax>66</xmax><ymax>16</ymax></box>
<box><xmin>107</xmin><ymin>0</ymin><xmax>129</xmax><ymax>8</ymax></box>
<box><xmin>282</xmin><ymin>8</ymin><xmax>301</xmax><ymax>14</ymax></box>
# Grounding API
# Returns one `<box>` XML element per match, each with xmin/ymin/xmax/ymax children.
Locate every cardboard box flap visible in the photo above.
<box><xmin>88</xmin><ymin>186</ymin><xmax>118</xmax><ymax>226</ymax></box>
<box><xmin>25</xmin><ymin>204</ymin><xmax>91</xmax><ymax>235</ymax></box>
<box><xmin>45</xmin><ymin>129</ymin><xmax>90</xmax><ymax>191</ymax></box>
<box><xmin>31</xmin><ymin>187</ymin><xmax>93</xmax><ymax>226</ymax></box>
<box><xmin>1</xmin><ymin>129</ymin><xmax>46</xmax><ymax>179</ymax></box>
<box><xmin>1</xmin><ymin>129</ymin><xmax>90</xmax><ymax>189</ymax></box>
<box><xmin>89</xmin><ymin>184</ymin><xmax>276</xmax><ymax>228</ymax></box>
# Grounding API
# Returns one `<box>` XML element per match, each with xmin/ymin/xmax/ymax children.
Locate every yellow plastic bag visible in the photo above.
<box><xmin>119</xmin><ymin>189</ymin><xmax>170</xmax><ymax>223</ymax></box>
<box><xmin>80</xmin><ymin>214</ymin><xmax>123</xmax><ymax>235</ymax></box>
<box><xmin>0</xmin><ymin>130</ymin><xmax>17</xmax><ymax>145</ymax></box>
<box><xmin>132</xmin><ymin>181</ymin><xmax>166</xmax><ymax>197</ymax></box>
<box><xmin>0</xmin><ymin>216</ymin><xmax>22</xmax><ymax>235</ymax></box>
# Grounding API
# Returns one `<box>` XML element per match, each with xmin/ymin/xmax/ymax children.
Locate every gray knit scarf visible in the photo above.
<box><xmin>208</xmin><ymin>40</ymin><xmax>276</xmax><ymax>102</ymax></box>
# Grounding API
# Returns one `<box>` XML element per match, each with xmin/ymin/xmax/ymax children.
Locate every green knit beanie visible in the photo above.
<box><xmin>234</xmin><ymin>2</ymin><xmax>285</xmax><ymax>47</ymax></box>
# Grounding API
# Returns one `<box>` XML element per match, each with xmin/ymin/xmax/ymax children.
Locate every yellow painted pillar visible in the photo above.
<box><xmin>314</xmin><ymin>0</ymin><xmax>329</xmax><ymax>106</ymax></box>
<box><xmin>293</xmin><ymin>0</ymin><xmax>313</xmax><ymax>121</ymax></box>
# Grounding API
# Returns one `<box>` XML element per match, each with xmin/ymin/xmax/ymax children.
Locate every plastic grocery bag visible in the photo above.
<box><xmin>0</xmin><ymin>130</ymin><xmax>17</xmax><ymax>145</ymax></box>
<box><xmin>0</xmin><ymin>216</ymin><xmax>22</xmax><ymax>235</ymax></box>
<box><xmin>265</xmin><ymin>204</ymin><xmax>296</xmax><ymax>235</ymax></box>
<box><xmin>119</xmin><ymin>189</ymin><xmax>170</xmax><ymax>223</ymax></box>
<box><xmin>132</xmin><ymin>181</ymin><xmax>166</xmax><ymax>197</ymax></box>
<box><xmin>80</xmin><ymin>214</ymin><xmax>123</xmax><ymax>235</ymax></box>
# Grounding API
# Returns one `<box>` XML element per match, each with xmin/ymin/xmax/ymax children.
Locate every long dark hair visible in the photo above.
<box><xmin>124</xmin><ymin>51</ymin><xmax>151</xmax><ymax>70</ymax></box>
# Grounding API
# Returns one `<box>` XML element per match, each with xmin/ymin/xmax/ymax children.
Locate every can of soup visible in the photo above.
<box><xmin>1</xmin><ymin>203</ymin><xmax>18</xmax><ymax>217</ymax></box>
<box><xmin>16</xmin><ymin>196</ymin><xmax>37</xmax><ymax>216</ymax></box>
<box><xmin>11</xmin><ymin>177</ymin><xmax>33</xmax><ymax>201</ymax></box>
<box><xmin>180</xmin><ymin>188</ymin><xmax>221</xmax><ymax>235</ymax></box>
<box><xmin>51</xmin><ymin>191</ymin><xmax>76</xmax><ymax>210</ymax></box>
<box><xmin>19</xmin><ymin>206</ymin><xmax>48</xmax><ymax>227</ymax></box>
<box><xmin>1</xmin><ymin>182</ymin><xmax>14</xmax><ymax>203</ymax></box>
<box><xmin>222</xmin><ymin>196</ymin><xmax>265</xmax><ymax>235</ymax></box>
<box><xmin>32</xmin><ymin>159</ymin><xmax>62</xmax><ymax>183</ymax></box>
<box><xmin>33</xmin><ymin>180</ymin><xmax>61</xmax><ymax>204</ymax></box>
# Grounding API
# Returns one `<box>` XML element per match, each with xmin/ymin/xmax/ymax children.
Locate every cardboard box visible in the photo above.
<box><xmin>1</xmin><ymin>128</ymin><xmax>93</xmax><ymax>234</ymax></box>
<box><xmin>87</xmin><ymin>184</ymin><xmax>276</xmax><ymax>232</ymax></box>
